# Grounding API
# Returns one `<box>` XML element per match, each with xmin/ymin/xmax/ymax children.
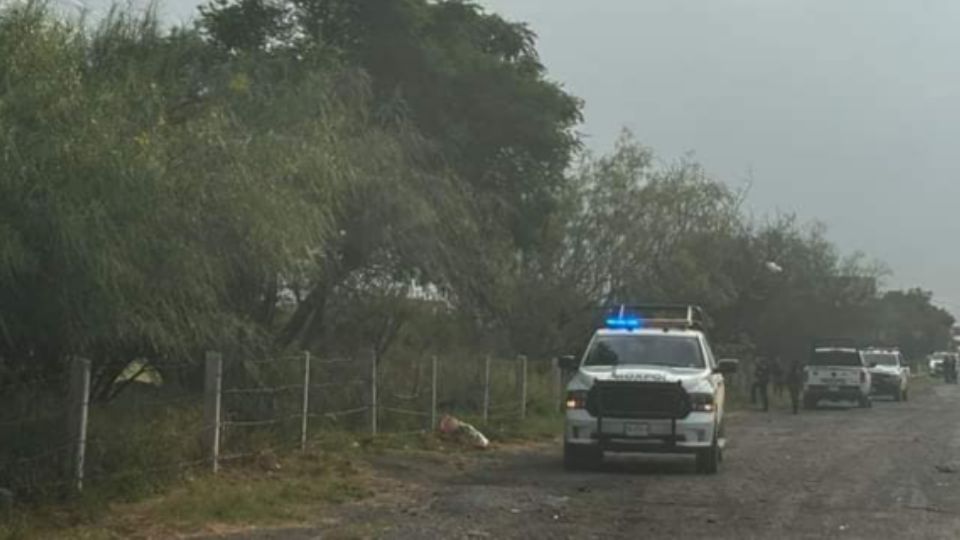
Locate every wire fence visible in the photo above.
<box><xmin>0</xmin><ymin>350</ymin><xmax>563</xmax><ymax>506</ymax></box>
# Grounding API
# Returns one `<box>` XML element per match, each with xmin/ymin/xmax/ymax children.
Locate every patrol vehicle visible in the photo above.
<box><xmin>928</xmin><ymin>351</ymin><xmax>957</xmax><ymax>378</ymax></box>
<box><xmin>862</xmin><ymin>347</ymin><xmax>909</xmax><ymax>401</ymax></box>
<box><xmin>559</xmin><ymin>305</ymin><xmax>738</xmax><ymax>474</ymax></box>
<box><xmin>803</xmin><ymin>344</ymin><xmax>872</xmax><ymax>409</ymax></box>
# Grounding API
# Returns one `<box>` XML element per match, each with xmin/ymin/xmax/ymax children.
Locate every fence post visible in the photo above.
<box><xmin>370</xmin><ymin>349</ymin><xmax>378</xmax><ymax>436</ymax></box>
<box><xmin>519</xmin><ymin>355</ymin><xmax>528</xmax><ymax>421</ymax></box>
<box><xmin>300</xmin><ymin>351</ymin><xmax>311</xmax><ymax>451</ymax></box>
<box><xmin>552</xmin><ymin>357</ymin><xmax>563</xmax><ymax>413</ymax></box>
<box><xmin>430</xmin><ymin>355</ymin><xmax>438</xmax><ymax>430</ymax></box>
<box><xmin>482</xmin><ymin>355</ymin><xmax>491</xmax><ymax>424</ymax></box>
<box><xmin>203</xmin><ymin>351</ymin><xmax>223</xmax><ymax>474</ymax></box>
<box><xmin>66</xmin><ymin>357</ymin><xmax>91</xmax><ymax>494</ymax></box>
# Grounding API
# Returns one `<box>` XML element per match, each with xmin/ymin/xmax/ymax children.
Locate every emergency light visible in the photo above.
<box><xmin>602</xmin><ymin>304</ymin><xmax>705</xmax><ymax>331</ymax></box>
<box><xmin>604</xmin><ymin>316</ymin><xmax>643</xmax><ymax>330</ymax></box>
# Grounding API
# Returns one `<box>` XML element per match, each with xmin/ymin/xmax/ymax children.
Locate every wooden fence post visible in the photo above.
<box><xmin>430</xmin><ymin>355</ymin><xmax>438</xmax><ymax>430</ymax></box>
<box><xmin>370</xmin><ymin>349</ymin><xmax>378</xmax><ymax>436</ymax></box>
<box><xmin>203</xmin><ymin>351</ymin><xmax>223</xmax><ymax>473</ymax></box>
<box><xmin>519</xmin><ymin>355</ymin><xmax>528</xmax><ymax>421</ymax></box>
<box><xmin>552</xmin><ymin>357</ymin><xmax>563</xmax><ymax>413</ymax></box>
<box><xmin>66</xmin><ymin>357</ymin><xmax>91</xmax><ymax>494</ymax></box>
<box><xmin>482</xmin><ymin>355</ymin><xmax>491</xmax><ymax>424</ymax></box>
<box><xmin>300</xmin><ymin>351</ymin><xmax>311</xmax><ymax>451</ymax></box>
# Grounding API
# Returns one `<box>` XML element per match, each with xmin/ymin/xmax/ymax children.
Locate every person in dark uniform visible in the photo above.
<box><xmin>751</xmin><ymin>357</ymin><xmax>771</xmax><ymax>412</ymax></box>
<box><xmin>785</xmin><ymin>357</ymin><xmax>804</xmax><ymax>414</ymax></box>
<box><xmin>945</xmin><ymin>355</ymin><xmax>958</xmax><ymax>384</ymax></box>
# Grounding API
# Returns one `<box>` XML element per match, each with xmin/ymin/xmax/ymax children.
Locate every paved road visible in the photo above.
<box><xmin>221</xmin><ymin>383</ymin><xmax>960</xmax><ymax>539</ymax></box>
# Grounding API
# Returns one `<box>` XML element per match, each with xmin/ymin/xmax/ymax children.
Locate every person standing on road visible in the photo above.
<box><xmin>751</xmin><ymin>357</ymin><xmax>771</xmax><ymax>412</ymax></box>
<box><xmin>945</xmin><ymin>355</ymin><xmax>958</xmax><ymax>384</ymax></box>
<box><xmin>785</xmin><ymin>357</ymin><xmax>804</xmax><ymax>414</ymax></box>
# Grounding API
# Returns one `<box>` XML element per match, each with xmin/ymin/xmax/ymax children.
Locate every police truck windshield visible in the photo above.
<box><xmin>584</xmin><ymin>335</ymin><xmax>704</xmax><ymax>368</ymax></box>
<box><xmin>809</xmin><ymin>350</ymin><xmax>863</xmax><ymax>367</ymax></box>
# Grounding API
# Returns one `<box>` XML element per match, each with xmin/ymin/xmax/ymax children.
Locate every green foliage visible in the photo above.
<box><xmin>872</xmin><ymin>289</ymin><xmax>954</xmax><ymax>360</ymax></box>
<box><xmin>0</xmin><ymin>2</ymin><xmax>426</xmax><ymax>392</ymax></box>
<box><xmin>0</xmin><ymin>0</ymin><xmax>955</xmax><ymax>524</ymax></box>
<box><xmin>200</xmin><ymin>0</ymin><xmax>582</xmax><ymax>251</ymax></box>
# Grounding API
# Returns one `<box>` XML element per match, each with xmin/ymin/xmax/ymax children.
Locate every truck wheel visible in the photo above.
<box><xmin>859</xmin><ymin>395</ymin><xmax>872</xmax><ymax>408</ymax></box>
<box><xmin>803</xmin><ymin>395</ymin><xmax>816</xmax><ymax>410</ymax></box>
<box><xmin>903</xmin><ymin>388</ymin><xmax>909</xmax><ymax>401</ymax></box>
<box><xmin>893</xmin><ymin>388</ymin><xmax>902</xmax><ymax>402</ymax></box>
<box><xmin>563</xmin><ymin>443</ymin><xmax>601</xmax><ymax>471</ymax></box>
<box><xmin>695</xmin><ymin>437</ymin><xmax>720</xmax><ymax>475</ymax></box>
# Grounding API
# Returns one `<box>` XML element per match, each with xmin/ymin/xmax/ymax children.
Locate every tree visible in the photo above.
<box><xmin>873</xmin><ymin>289</ymin><xmax>954</xmax><ymax>361</ymax></box>
<box><xmin>199</xmin><ymin>0</ymin><xmax>583</xmax><ymax>352</ymax></box>
<box><xmin>0</xmin><ymin>4</ymin><xmax>410</xmax><ymax>397</ymax></box>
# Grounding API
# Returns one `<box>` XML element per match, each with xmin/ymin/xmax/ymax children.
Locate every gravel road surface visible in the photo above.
<box><xmin>213</xmin><ymin>383</ymin><xmax>960</xmax><ymax>539</ymax></box>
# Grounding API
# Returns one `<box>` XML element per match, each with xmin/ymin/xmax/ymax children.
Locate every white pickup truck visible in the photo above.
<box><xmin>803</xmin><ymin>347</ymin><xmax>872</xmax><ymax>409</ymax></box>
<box><xmin>863</xmin><ymin>347</ymin><xmax>909</xmax><ymax>401</ymax></box>
<box><xmin>560</xmin><ymin>305</ymin><xmax>738</xmax><ymax>474</ymax></box>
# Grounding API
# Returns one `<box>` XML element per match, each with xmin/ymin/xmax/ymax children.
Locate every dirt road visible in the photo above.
<box><xmin>218</xmin><ymin>383</ymin><xmax>960</xmax><ymax>539</ymax></box>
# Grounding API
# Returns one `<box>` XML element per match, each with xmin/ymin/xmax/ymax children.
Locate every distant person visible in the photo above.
<box><xmin>751</xmin><ymin>357</ymin><xmax>771</xmax><ymax>412</ymax></box>
<box><xmin>785</xmin><ymin>357</ymin><xmax>804</xmax><ymax>414</ymax></box>
<box><xmin>946</xmin><ymin>356</ymin><xmax>958</xmax><ymax>384</ymax></box>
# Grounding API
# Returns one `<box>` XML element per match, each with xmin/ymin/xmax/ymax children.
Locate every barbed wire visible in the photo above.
<box><xmin>380</xmin><ymin>406</ymin><xmax>430</xmax><ymax>418</ymax></box>
<box><xmin>222</xmin><ymin>384</ymin><xmax>303</xmax><ymax>396</ymax></box>
<box><xmin>307</xmin><ymin>406</ymin><xmax>368</xmax><ymax>419</ymax></box>
<box><xmin>107</xmin><ymin>393</ymin><xmax>204</xmax><ymax>408</ymax></box>
<box><xmin>221</xmin><ymin>413</ymin><xmax>304</xmax><ymax>428</ymax></box>
<box><xmin>309</xmin><ymin>379</ymin><xmax>368</xmax><ymax>390</ymax></box>
<box><xmin>0</xmin><ymin>441</ymin><xmax>74</xmax><ymax>467</ymax></box>
<box><xmin>0</xmin><ymin>409</ymin><xmax>68</xmax><ymax>429</ymax></box>
<box><xmin>1</xmin><ymin>352</ymin><xmax>557</xmax><ymax>501</ymax></box>
<box><xmin>0</xmin><ymin>374</ymin><xmax>69</xmax><ymax>395</ymax></box>
<box><xmin>311</xmin><ymin>357</ymin><xmax>361</xmax><ymax>366</ymax></box>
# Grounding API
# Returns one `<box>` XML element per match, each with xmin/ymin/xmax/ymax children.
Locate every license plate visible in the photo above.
<box><xmin>625</xmin><ymin>423</ymin><xmax>649</xmax><ymax>437</ymax></box>
<box><xmin>828</xmin><ymin>385</ymin><xmax>840</xmax><ymax>392</ymax></box>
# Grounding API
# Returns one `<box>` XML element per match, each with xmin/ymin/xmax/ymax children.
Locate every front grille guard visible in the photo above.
<box><xmin>587</xmin><ymin>380</ymin><xmax>693</xmax><ymax>445</ymax></box>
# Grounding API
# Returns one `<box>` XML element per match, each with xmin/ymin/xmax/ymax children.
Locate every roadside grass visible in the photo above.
<box><xmin>0</xmin><ymin>413</ymin><xmax>563</xmax><ymax>540</ymax></box>
<box><xmin>2</xmin><ymin>449</ymin><xmax>371</xmax><ymax>540</ymax></box>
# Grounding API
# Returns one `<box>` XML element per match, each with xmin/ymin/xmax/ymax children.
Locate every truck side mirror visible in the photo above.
<box><xmin>557</xmin><ymin>355</ymin><xmax>579</xmax><ymax>371</ymax></box>
<box><xmin>716</xmin><ymin>358</ymin><xmax>739</xmax><ymax>374</ymax></box>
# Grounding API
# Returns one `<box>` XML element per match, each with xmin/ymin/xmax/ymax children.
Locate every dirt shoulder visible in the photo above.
<box><xmin>213</xmin><ymin>382</ymin><xmax>960</xmax><ymax>539</ymax></box>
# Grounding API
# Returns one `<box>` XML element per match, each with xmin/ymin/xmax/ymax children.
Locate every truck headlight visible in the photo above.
<box><xmin>690</xmin><ymin>393</ymin><xmax>715</xmax><ymax>412</ymax></box>
<box><xmin>565</xmin><ymin>390</ymin><xmax>588</xmax><ymax>410</ymax></box>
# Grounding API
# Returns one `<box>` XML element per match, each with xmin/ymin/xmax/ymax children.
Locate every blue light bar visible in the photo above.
<box><xmin>605</xmin><ymin>317</ymin><xmax>643</xmax><ymax>330</ymax></box>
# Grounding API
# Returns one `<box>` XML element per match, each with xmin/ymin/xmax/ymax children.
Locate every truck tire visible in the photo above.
<box><xmin>903</xmin><ymin>388</ymin><xmax>909</xmax><ymax>401</ymax></box>
<box><xmin>803</xmin><ymin>395</ymin><xmax>817</xmax><ymax>410</ymax></box>
<box><xmin>859</xmin><ymin>395</ymin><xmax>872</xmax><ymax>408</ymax></box>
<box><xmin>696</xmin><ymin>436</ymin><xmax>720</xmax><ymax>475</ymax></box>
<box><xmin>563</xmin><ymin>443</ymin><xmax>601</xmax><ymax>471</ymax></box>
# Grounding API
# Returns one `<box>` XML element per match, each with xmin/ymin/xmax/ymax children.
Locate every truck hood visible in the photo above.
<box><xmin>570</xmin><ymin>365</ymin><xmax>714</xmax><ymax>394</ymax></box>
<box><xmin>869</xmin><ymin>365</ymin><xmax>901</xmax><ymax>376</ymax></box>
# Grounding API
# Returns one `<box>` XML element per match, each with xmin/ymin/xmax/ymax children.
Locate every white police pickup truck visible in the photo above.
<box><xmin>863</xmin><ymin>347</ymin><xmax>909</xmax><ymax>401</ymax></box>
<box><xmin>559</xmin><ymin>305</ymin><xmax>738</xmax><ymax>474</ymax></box>
<box><xmin>803</xmin><ymin>346</ymin><xmax>872</xmax><ymax>409</ymax></box>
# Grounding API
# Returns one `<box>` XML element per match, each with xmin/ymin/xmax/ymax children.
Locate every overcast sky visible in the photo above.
<box><xmin>479</xmin><ymin>0</ymin><xmax>960</xmax><ymax>313</ymax></box>
<box><xmin>82</xmin><ymin>0</ymin><xmax>960</xmax><ymax>312</ymax></box>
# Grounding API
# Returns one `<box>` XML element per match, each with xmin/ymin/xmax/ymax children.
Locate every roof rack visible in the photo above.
<box><xmin>603</xmin><ymin>303</ymin><xmax>707</xmax><ymax>331</ymax></box>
